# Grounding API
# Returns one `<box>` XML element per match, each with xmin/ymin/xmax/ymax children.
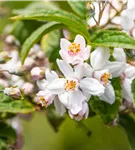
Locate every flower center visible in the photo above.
<box><xmin>68</xmin><ymin>43</ymin><xmax>81</xmax><ymax>55</ymax></box>
<box><xmin>39</xmin><ymin>96</ymin><xmax>47</xmax><ymax>106</ymax></box>
<box><xmin>64</xmin><ymin>80</ymin><xmax>77</xmax><ymax>91</ymax></box>
<box><xmin>100</xmin><ymin>72</ymin><xmax>111</xmax><ymax>85</ymax></box>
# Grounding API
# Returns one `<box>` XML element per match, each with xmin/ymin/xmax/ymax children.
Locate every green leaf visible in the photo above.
<box><xmin>119</xmin><ymin>114</ymin><xmax>135</xmax><ymax>150</ymax></box>
<box><xmin>20</xmin><ymin>22</ymin><xmax>64</xmax><ymax>64</ymax></box>
<box><xmin>89</xmin><ymin>77</ymin><xmax>122</xmax><ymax>124</ymax></box>
<box><xmin>0</xmin><ymin>91</ymin><xmax>35</xmax><ymax>113</ymax></box>
<box><xmin>11</xmin><ymin>9</ymin><xmax>90</xmax><ymax>41</ymax></box>
<box><xmin>91</xmin><ymin>30</ymin><xmax>135</xmax><ymax>49</ymax></box>
<box><xmin>131</xmin><ymin>78</ymin><xmax>135</xmax><ymax>106</ymax></box>
<box><xmin>67</xmin><ymin>1</ymin><xmax>87</xmax><ymax>19</ymax></box>
<box><xmin>12</xmin><ymin>1</ymin><xmax>58</xmax><ymax>15</ymax></box>
<box><xmin>11</xmin><ymin>20</ymin><xmax>43</xmax><ymax>44</ymax></box>
<box><xmin>0</xmin><ymin>122</ymin><xmax>16</xmax><ymax>143</ymax></box>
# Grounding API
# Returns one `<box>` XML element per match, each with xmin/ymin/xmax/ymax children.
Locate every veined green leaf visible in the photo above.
<box><xmin>20</xmin><ymin>22</ymin><xmax>64</xmax><ymax>64</ymax></box>
<box><xmin>67</xmin><ymin>1</ymin><xmax>87</xmax><ymax>19</ymax></box>
<box><xmin>89</xmin><ymin>77</ymin><xmax>122</xmax><ymax>124</ymax></box>
<box><xmin>131</xmin><ymin>78</ymin><xmax>135</xmax><ymax>106</ymax></box>
<box><xmin>91</xmin><ymin>30</ymin><xmax>135</xmax><ymax>49</ymax></box>
<box><xmin>11</xmin><ymin>9</ymin><xmax>90</xmax><ymax>41</ymax></box>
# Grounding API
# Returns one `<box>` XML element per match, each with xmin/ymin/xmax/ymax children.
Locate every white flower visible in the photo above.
<box><xmin>47</xmin><ymin>59</ymin><xmax>105</xmax><ymax>114</ymax></box>
<box><xmin>114</xmin><ymin>48</ymin><xmax>135</xmax><ymax>103</ymax></box>
<box><xmin>59</xmin><ymin>34</ymin><xmax>90</xmax><ymax>65</ymax></box>
<box><xmin>68</xmin><ymin>102</ymin><xmax>89</xmax><ymax>121</ymax></box>
<box><xmin>87</xmin><ymin>47</ymin><xmax>125</xmax><ymax>104</ymax></box>
<box><xmin>36</xmin><ymin>69</ymin><xmax>66</xmax><ymax>116</ymax></box>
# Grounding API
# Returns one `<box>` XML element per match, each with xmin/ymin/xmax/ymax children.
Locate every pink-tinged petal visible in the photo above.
<box><xmin>82</xmin><ymin>45</ymin><xmax>91</xmax><ymax>60</ymax></box>
<box><xmin>72</xmin><ymin>56</ymin><xmax>83</xmax><ymax>65</ymax></box>
<box><xmin>54</xmin><ymin>96</ymin><xmax>66</xmax><ymax>116</ymax></box>
<box><xmin>124</xmin><ymin>64</ymin><xmax>135</xmax><ymax>78</ymax></box>
<box><xmin>60</xmin><ymin>38</ymin><xmax>71</xmax><ymax>50</ymax></box>
<box><xmin>74</xmin><ymin>34</ymin><xmax>85</xmax><ymax>50</ymax></box>
<box><xmin>90</xmin><ymin>47</ymin><xmax>110</xmax><ymax>70</ymax></box>
<box><xmin>59</xmin><ymin>50</ymin><xmax>72</xmax><ymax>64</ymax></box>
<box><xmin>99</xmin><ymin>84</ymin><xmax>115</xmax><ymax>104</ymax></box>
<box><xmin>56</xmin><ymin>59</ymin><xmax>74</xmax><ymax>77</ymax></box>
<box><xmin>45</xmin><ymin>69</ymin><xmax>58</xmax><ymax>82</ymax></box>
<box><xmin>47</xmin><ymin>78</ymin><xmax>65</xmax><ymax>94</ymax></box>
<box><xmin>113</xmin><ymin>48</ymin><xmax>126</xmax><ymax>62</ymax></box>
<box><xmin>68</xmin><ymin>89</ymin><xmax>85</xmax><ymax>114</ymax></box>
<box><xmin>105</xmin><ymin>61</ymin><xmax>125</xmax><ymax>77</ymax></box>
<box><xmin>122</xmin><ymin>78</ymin><xmax>133</xmax><ymax>103</ymax></box>
<box><xmin>80</xmin><ymin>78</ymin><xmax>105</xmax><ymax>96</ymax></box>
<box><xmin>83</xmin><ymin>63</ymin><xmax>93</xmax><ymax>77</ymax></box>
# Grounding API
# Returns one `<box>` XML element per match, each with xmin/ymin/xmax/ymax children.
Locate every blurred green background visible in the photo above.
<box><xmin>0</xmin><ymin>1</ymin><xmax>131</xmax><ymax>150</ymax></box>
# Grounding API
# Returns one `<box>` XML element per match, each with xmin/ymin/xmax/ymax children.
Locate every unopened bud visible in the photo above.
<box><xmin>0</xmin><ymin>51</ymin><xmax>11</xmax><ymax>63</ymax></box>
<box><xmin>5</xmin><ymin>35</ymin><xmax>15</xmax><ymax>45</ymax></box>
<box><xmin>22</xmin><ymin>82</ymin><xmax>34</xmax><ymax>95</ymax></box>
<box><xmin>31</xmin><ymin>67</ymin><xmax>44</xmax><ymax>80</ymax></box>
<box><xmin>4</xmin><ymin>86</ymin><xmax>22</xmax><ymax>99</ymax></box>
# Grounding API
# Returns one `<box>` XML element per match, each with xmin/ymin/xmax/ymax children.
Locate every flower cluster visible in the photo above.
<box><xmin>34</xmin><ymin>35</ymin><xmax>125</xmax><ymax>121</ymax></box>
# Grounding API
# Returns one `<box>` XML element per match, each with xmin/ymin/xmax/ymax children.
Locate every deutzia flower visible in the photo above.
<box><xmin>47</xmin><ymin>59</ymin><xmax>105</xmax><ymax>115</ymax></box>
<box><xmin>36</xmin><ymin>69</ymin><xmax>66</xmax><ymax>116</ymax></box>
<box><xmin>68</xmin><ymin>102</ymin><xmax>89</xmax><ymax>121</ymax></box>
<box><xmin>114</xmin><ymin>48</ymin><xmax>135</xmax><ymax>103</ymax></box>
<box><xmin>86</xmin><ymin>47</ymin><xmax>125</xmax><ymax>104</ymax></box>
<box><xmin>59</xmin><ymin>34</ymin><xmax>90</xmax><ymax>65</ymax></box>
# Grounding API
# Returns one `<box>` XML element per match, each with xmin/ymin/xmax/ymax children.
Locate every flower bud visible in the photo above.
<box><xmin>5</xmin><ymin>35</ymin><xmax>15</xmax><ymax>45</ymax></box>
<box><xmin>22</xmin><ymin>82</ymin><xmax>34</xmax><ymax>95</ymax></box>
<box><xmin>4</xmin><ymin>86</ymin><xmax>22</xmax><ymax>99</ymax></box>
<box><xmin>0</xmin><ymin>51</ymin><xmax>11</xmax><ymax>63</ymax></box>
<box><xmin>31</xmin><ymin>67</ymin><xmax>44</xmax><ymax>80</ymax></box>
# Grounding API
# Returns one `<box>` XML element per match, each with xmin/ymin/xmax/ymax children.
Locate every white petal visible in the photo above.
<box><xmin>124</xmin><ymin>64</ymin><xmax>135</xmax><ymax>78</ymax></box>
<box><xmin>60</xmin><ymin>38</ymin><xmax>71</xmax><ymax>50</ymax></box>
<box><xmin>105</xmin><ymin>61</ymin><xmax>125</xmax><ymax>77</ymax></box>
<box><xmin>54</xmin><ymin>96</ymin><xmax>66</xmax><ymax>116</ymax></box>
<box><xmin>83</xmin><ymin>63</ymin><xmax>93</xmax><ymax>77</ymax></box>
<box><xmin>94</xmin><ymin>69</ymin><xmax>110</xmax><ymax>81</ymax></box>
<box><xmin>74</xmin><ymin>34</ymin><xmax>85</xmax><ymax>50</ymax></box>
<box><xmin>56</xmin><ymin>59</ymin><xmax>74</xmax><ymax>77</ymax></box>
<box><xmin>82</xmin><ymin>45</ymin><xmax>91</xmax><ymax>60</ymax></box>
<box><xmin>68</xmin><ymin>89</ymin><xmax>84</xmax><ymax>114</ymax></box>
<box><xmin>91</xmin><ymin>47</ymin><xmax>110</xmax><ymax>70</ymax></box>
<box><xmin>82</xmin><ymin>91</ymin><xmax>91</xmax><ymax>102</ymax></box>
<box><xmin>58</xmin><ymin>92</ymin><xmax>69</xmax><ymax>107</ymax></box>
<box><xmin>80</xmin><ymin>78</ymin><xmax>105</xmax><ymax>96</ymax></box>
<box><xmin>72</xmin><ymin>56</ymin><xmax>83</xmax><ymax>65</ymax></box>
<box><xmin>47</xmin><ymin>78</ymin><xmax>65</xmax><ymax>94</ymax></box>
<box><xmin>37</xmin><ymin>79</ymin><xmax>48</xmax><ymax>90</ymax></box>
<box><xmin>113</xmin><ymin>48</ymin><xmax>126</xmax><ymax>62</ymax></box>
<box><xmin>74</xmin><ymin>64</ymin><xmax>84</xmax><ymax>79</ymax></box>
<box><xmin>99</xmin><ymin>84</ymin><xmax>115</xmax><ymax>104</ymax></box>
<box><xmin>122</xmin><ymin>78</ymin><xmax>133</xmax><ymax>103</ymax></box>
<box><xmin>45</xmin><ymin>69</ymin><xmax>58</xmax><ymax>82</ymax></box>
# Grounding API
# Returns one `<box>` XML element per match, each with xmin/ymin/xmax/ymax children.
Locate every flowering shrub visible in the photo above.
<box><xmin>1</xmin><ymin>1</ymin><xmax>135</xmax><ymax>149</ymax></box>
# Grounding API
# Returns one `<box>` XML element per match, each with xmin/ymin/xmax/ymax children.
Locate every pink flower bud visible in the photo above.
<box><xmin>5</xmin><ymin>35</ymin><xmax>15</xmax><ymax>44</ymax></box>
<box><xmin>22</xmin><ymin>82</ymin><xmax>34</xmax><ymax>95</ymax></box>
<box><xmin>31</xmin><ymin>67</ymin><xmax>44</xmax><ymax>80</ymax></box>
<box><xmin>4</xmin><ymin>86</ymin><xmax>21</xmax><ymax>99</ymax></box>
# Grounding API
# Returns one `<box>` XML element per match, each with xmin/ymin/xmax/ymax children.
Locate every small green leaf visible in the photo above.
<box><xmin>89</xmin><ymin>77</ymin><xmax>122</xmax><ymax>124</ymax></box>
<box><xmin>119</xmin><ymin>114</ymin><xmax>135</xmax><ymax>150</ymax></box>
<box><xmin>131</xmin><ymin>78</ymin><xmax>135</xmax><ymax>106</ymax></box>
<box><xmin>11</xmin><ymin>9</ymin><xmax>90</xmax><ymax>41</ymax></box>
<box><xmin>0</xmin><ymin>122</ymin><xmax>16</xmax><ymax>142</ymax></box>
<box><xmin>20</xmin><ymin>22</ymin><xmax>64</xmax><ymax>64</ymax></box>
<box><xmin>91</xmin><ymin>30</ymin><xmax>135</xmax><ymax>49</ymax></box>
<box><xmin>67</xmin><ymin>1</ymin><xmax>87</xmax><ymax>19</ymax></box>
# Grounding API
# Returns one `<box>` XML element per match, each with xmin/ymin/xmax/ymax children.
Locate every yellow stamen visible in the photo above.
<box><xmin>100</xmin><ymin>73</ymin><xmax>111</xmax><ymax>85</ymax></box>
<box><xmin>39</xmin><ymin>96</ymin><xmax>47</xmax><ymax>106</ymax></box>
<box><xmin>68</xmin><ymin>43</ymin><xmax>80</xmax><ymax>54</ymax></box>
<box><xmin>65</xmin><ymin>80</ymin><xmax>77</xmax><ymax>91</ymax></box>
